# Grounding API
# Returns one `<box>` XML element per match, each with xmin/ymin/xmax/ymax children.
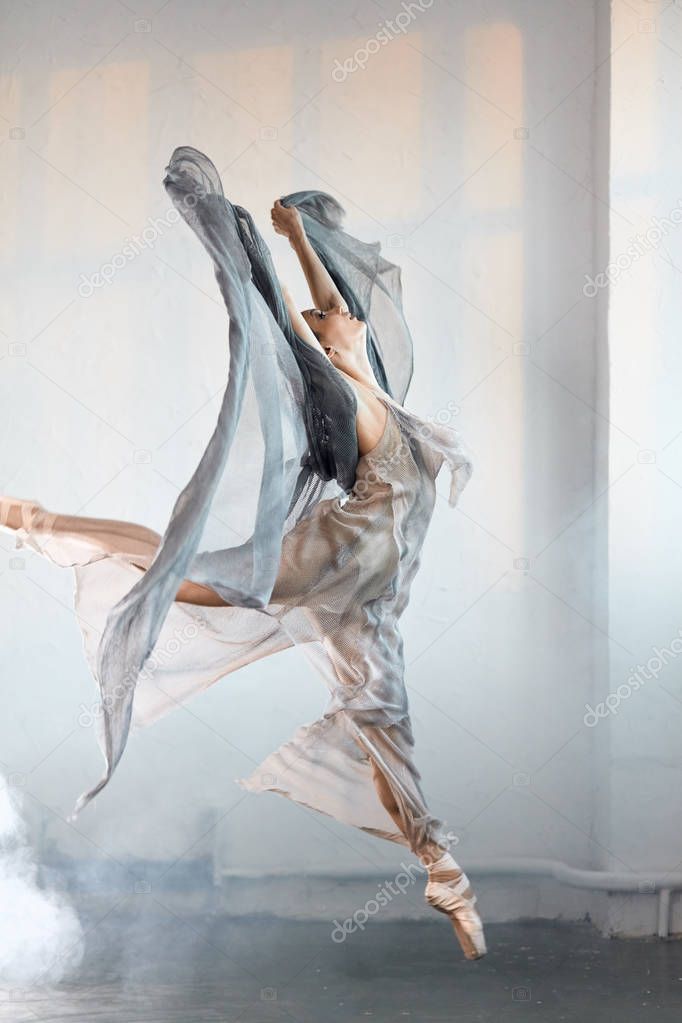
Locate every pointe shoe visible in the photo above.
<box><xmin>0</xmin><ymin>497</ymin><xmax>59</xmax><ymax>559</ymax></box>
<box><xmin>0</xmin><ymin>497</ymin><xmax>42</xmax><ymax>534</ymax></box>
<box><xmin>424</xmin><ymin>853</ymin><xmax>487</xmax><ymax>960</ymax></box>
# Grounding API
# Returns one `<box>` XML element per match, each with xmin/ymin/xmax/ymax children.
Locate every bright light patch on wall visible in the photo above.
<box><xmin>0</xmin><ymin>74</ymin><xmax>21</xmax><ymax>263</ymax></box>
<box><xmin>196</xmin><ymin>45</ymin><xmax>294</xmax><ymax>127</ymax></box>
<box><xmin>464</xmin><ymin>21</ymin><xmax>524</xmax><ymax>548</ymax></box>
<box><xmin>317</xmin><ymin>34</ymin><xmax>422</xmax><ymax>218</ymax></box>
<box><xmin>45</xmin><ymin>60</ymin><xmax>150</xmax><ymax>248</ymax></box>
<box><xmin>464</xmin><ymin>22</ymin><xmax>523</xmax><ymax>208</ymax></box>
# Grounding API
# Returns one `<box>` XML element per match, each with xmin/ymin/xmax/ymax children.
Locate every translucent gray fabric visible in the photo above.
<box><xmin>71</xmin><ymin>148</ymin><xmax>418</xmax><ymax>816</ymax></box>
<box><xmin>14</xmin><ymin>392</ymin><xmax>472</xmax><ymax>851</ymax></box>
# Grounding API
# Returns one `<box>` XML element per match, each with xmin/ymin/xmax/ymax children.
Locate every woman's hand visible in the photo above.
<box><xmin>271</xmin><ymin>199</ymin><xmax>304</xmax><ymax>244</ymax></box>
<box><xmin>274</xmin><ymin>197</ymin><xmax>347</xmax><ymax>312</ymax></box>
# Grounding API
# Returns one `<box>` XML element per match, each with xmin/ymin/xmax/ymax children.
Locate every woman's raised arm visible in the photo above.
<box><xmin>279</xmin><ymin>281</ymin><xmax>322</xmax><ymax>350</ymax></box>
<box><xmin>271</xmin><ymin>199</ymin><xmax>348</xmax><ymax>313</ymax></box>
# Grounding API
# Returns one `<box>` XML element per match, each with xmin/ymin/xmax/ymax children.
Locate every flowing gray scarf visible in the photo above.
<box><xmin>72</xmin><ymin>147</ymin><xmax>414</xmax><ymax>816</ymax></box>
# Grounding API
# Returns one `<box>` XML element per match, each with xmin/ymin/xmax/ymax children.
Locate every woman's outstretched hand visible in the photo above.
<box><xmin>271</xmin><ymin>199</ymin><xmax>304</xmax><ymax>244</ymax></box>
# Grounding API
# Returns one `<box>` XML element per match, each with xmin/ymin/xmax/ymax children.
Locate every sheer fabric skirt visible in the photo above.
<box><xmin>15</xmin><ymin>408</ymin><xmax>446</xmax><ymax>854</ymax></box>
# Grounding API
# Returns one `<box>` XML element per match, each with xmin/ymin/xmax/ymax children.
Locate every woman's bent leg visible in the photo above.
<box><xmin>52</xmin><ymin>512</ymin><xmax>230</xmax><ymax>606</ymax></box>
<box><xmin>53</xmin><ymin>511</ymin><xmax>163</xmax><ymax>562</ymax></box>
<box><xmin>1</xmin><ymin>498</ymin><xmax>229</xmax><ymax>607</ymax></box>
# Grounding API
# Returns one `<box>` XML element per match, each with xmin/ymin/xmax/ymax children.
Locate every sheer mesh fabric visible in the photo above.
<box><xmin>10</xmin><ymin>148</ymin><xmax>473</xmax><ymax>853</ymax></box>
<box><xmin>15</xmin><ymin>396</ymin><xmax>471</xmax><ymax>852</ymax></box>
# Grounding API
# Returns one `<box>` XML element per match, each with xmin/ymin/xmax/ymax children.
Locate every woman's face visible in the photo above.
<box><xmin>301</xmin><ymin>305</ymin><xmax>367</xmax><ymax>359</ymax></box>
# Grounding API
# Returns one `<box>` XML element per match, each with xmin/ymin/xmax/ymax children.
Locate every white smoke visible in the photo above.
<box><xmin>0</xmin><ymin>775</ymin><xmax>84</xmax><ymax>987</ymax></box>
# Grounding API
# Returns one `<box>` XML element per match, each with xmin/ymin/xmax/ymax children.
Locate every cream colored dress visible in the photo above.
<box><xmin>15</xmin><ymin>393</ymin><xmax>471</xmax><ymax>852</ymax></box>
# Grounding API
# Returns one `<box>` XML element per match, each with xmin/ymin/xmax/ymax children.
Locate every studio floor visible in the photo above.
<box><xmin>2</xmin><ymin>913</ymin><xmax>682</xmax><ymax>1022</ymax></box>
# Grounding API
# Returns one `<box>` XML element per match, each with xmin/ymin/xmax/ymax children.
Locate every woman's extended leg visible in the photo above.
<box><xmin>0</xmin><ymin>498</ymin><xmax>229</xmax><ymax>608</ymax></box>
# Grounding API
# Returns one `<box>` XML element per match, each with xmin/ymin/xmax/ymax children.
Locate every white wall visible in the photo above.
<box><xmin>597</xmin><ymin>0</ymin><xmax>682</xmax><ymax>936</ymax></box>
<box><xmin>0</xmin><ymin>0</ymin><xmax>608</xmax><ymax>920</ymax></box>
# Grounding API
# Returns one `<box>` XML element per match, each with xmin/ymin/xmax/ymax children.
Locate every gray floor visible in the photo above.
<box><xmin>3</xmin><ymin>912</ymin><xmax>682</xmax><ymax>1022</ymax></box>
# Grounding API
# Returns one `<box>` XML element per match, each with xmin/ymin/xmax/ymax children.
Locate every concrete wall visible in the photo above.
<box><xmin>0</xmin><ymin>0</ymin><xmax>613</xmax><ymax>923</ymax></box>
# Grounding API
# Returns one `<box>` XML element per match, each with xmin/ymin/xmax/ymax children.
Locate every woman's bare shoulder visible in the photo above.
<box><xmin>337</xmin><ymin>372</ymin><xmax>389</xmax><ymax>456</ymax></box>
